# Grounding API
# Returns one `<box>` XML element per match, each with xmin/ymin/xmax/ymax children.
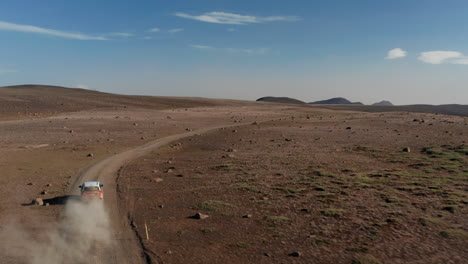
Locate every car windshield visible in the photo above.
<box><xmin>84</xmin><ymin>186</ymin><xmax>99</xmax><ymax>191</ymax></box>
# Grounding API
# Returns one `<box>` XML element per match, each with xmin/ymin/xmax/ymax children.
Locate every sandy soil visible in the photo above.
<box><xmin>0</xmin><ymin>86</ymin><xmax>466</xmax><ymax>264</ymax></box>
<box><xmin>0</xmin><ymin>102</ymin><xmax>299</xmax><ymax>263</ymax></box>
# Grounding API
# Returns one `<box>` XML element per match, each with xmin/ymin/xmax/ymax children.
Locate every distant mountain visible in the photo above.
<box><xmin>256</xmin><ymin>96</ymin><xmax>305</xmax><ymax>104</ymax></box>
<box><xmin>372</xmin><ymin>100</ymin><xmax>394</xmax><ymax>106</ymax></box>
<box><xmin>309</xmin><ymin>97</ymin><xmax>363</xmax><ymax>105</ymax></box>
<box><xmin>309</xmin><ymin>104</ymin><xmax>468</xmax><ymax>117</ymax></box>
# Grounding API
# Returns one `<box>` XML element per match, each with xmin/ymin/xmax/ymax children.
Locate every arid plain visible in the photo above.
<box><xmin>0</xmin><ymin>85</ymin><xmax>466</xmax><ymax>264</ymax></box>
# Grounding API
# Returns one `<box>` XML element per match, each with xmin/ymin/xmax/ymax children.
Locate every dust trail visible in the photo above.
<box><xmin>0</xmin><ymin>199</ymin><xmax>112</xmax><ymax>264</ymax></box>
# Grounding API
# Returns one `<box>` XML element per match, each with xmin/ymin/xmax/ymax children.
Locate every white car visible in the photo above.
<box><xmin>79</xmin><ymin>181</ymin><xmax>104</xmax><ymax>200</ymax></box>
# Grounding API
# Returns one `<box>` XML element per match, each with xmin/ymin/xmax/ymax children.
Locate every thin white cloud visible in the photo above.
<box><xmin>227</xmin><ymin>47</ymin><xmax>268</xmax><ymax>55</ymax></box>
<box><xmin>227</xmin><ymin>28</ymin><xmax>236</xmax><ymax>32</ymax></box>
<box><xmin>148</xmin><ymin>28</ymin><xmax>160</xmax><ymax>33</ymax></box>
<box><xmin>451</xmin><ymin>58</ymin><xmax>468</xmax><ymax>65</ymax></box>
<box><xmin>0</xmin><ymin>20</ymin><xmax>107</xmax><ymax>40</ymax></box>
<box><xmin>417</xmin><ymin>51</ymin><xmax>468</xmax><ymax>64</ymax></box>
<box><xmin>386</xmin><ymin>48</ymin><xmax>407</xmax><ymax>59</ymax></box>
<box><xmin>0</xmin><ymin>68</ymin><xmax>18</xmax><ymax>74</ymax></box>
<box><xmin>190</xmin><ymin>44</ymin><xmax>268</xmax><ymax>55</ymax></box>
<box><xmin>142</xmin><ymin>36</ymin><xmax>153</xmax><ymax>40</ymax></box>
<box><xmin>168</xmin><ymin>28</ymin><xmax>184</xmax><ymax>33</ymax></box>
<box><xmin>107</xmin><ymin>32</ymin><xmax>133</xmax><ymax>37</ymax></box>
<box><xmin>175</xmin><ymin>11</ymin><xmax>301</xmax><ymax>25</ymax></box>
<box><xmin>190</xmin><ymin>44</ymin><xmax>215</xmax><ymax>50</ymax></box>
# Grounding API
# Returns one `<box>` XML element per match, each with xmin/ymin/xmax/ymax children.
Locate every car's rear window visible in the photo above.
<box><xmin>84</xmin><ymin>186</ymin><xmax>99</xmax><ymax>191</ymax></box>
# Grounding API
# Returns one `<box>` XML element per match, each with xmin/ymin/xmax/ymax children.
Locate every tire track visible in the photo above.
<box><xmin>70</xmin><ymin>122</ymin><xmax>259</xmax><ymax>264</ymax></box>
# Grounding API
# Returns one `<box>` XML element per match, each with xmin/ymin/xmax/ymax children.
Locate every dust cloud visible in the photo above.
<box><xmin>0</xmin><ymin>199</ymin><xmax>112</xmax><ymax>264</ymax></box>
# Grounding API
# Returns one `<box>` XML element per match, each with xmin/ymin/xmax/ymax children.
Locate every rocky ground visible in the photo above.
<box><xmin>0</xmin><ymin>86</ymin><xmax>466</xmax><ymax>264</ymax></box>
<box><xmin>0</xmin><ymin>97</ymin><xmax>300</xmax><ymax>263</ymax></box>
<box><xmin>122</xmin><ymin>111</ymin><xmax>467</xmax><ymax>264</ymax></box>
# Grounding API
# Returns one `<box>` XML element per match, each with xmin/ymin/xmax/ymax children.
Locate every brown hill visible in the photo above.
<box><xmin>0</xmin><ymin>85</ymin><xmax>251</xmax><ymax>120</ymax></box>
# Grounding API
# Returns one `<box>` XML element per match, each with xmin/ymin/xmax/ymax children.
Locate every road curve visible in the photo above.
<box><xmin>69</xmin><ymin>123</ymin><xmax>254</xmax><ymax>264</ymax></box>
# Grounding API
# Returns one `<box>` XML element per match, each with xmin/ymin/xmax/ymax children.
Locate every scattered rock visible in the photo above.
<box><xmin>41</xmin><ymin>190</ymin><xmax>47</xmax><ymax>195</ymax></box>
<box><xmin>284</xmin><ymin>138</ymin><xmax>292</xmax><ymax>142</ymax></box>
<box><xmin>346</xmin><ymin>127</ymin><xmax>352</xmax><ymax>130</ymax></box>
<box><xmin>289</xmin><ymin>252</ymin><xmax>301</xmax><ymax>257</ymax></box>
<box><xmin>442</xmin><ymin>206</ymin><xmax>455</xmax><ymax>214</ymax></box>
<box><xmin>191</xmin><ymin>212</ymin><xmax>209</xmax><ymax>219</ymax></box>
<box><xmin>159</xmin><ymin>204</ymin><xmax>165</xmax><ymax>208</ymax></box>
<box><xmin>27</xmin><ymin>183</ymin><xmax>33</xmax><ymax>186</ymax></box>
<box><xmin>33</xmin><ymin>198</ymin><xmax>44</xmax><ymax>206</ymax></box>
<box><xmin>226</xmin><ymin>148</ymin><xmax>237</xmax><ymax>152</ymax></box>
<box><xmin>242</xmin><ymin>214</ymin><xmax>253</xmax><ymax>218</ymax></box>
<box><xmin>152</xmin><ymin>169</ymin><xmax>158</xmax><ymax>173</ymax></box>
<box><xmin>87</xmin><ymin>153</ymin><xmax>94</xmax><ymax>157</ymax></box>
<box><xmin>45</xmin><ymin>183</ymin><xmax>52</xmax><ymax>187</ymax></box>
<box><xmin>232</xmin><ymin>130</ymin><xmax>238</xmax><ymax>133</ymax></box>
<box><xmin>154</xmin><ymin>178</ymin><xmax>163</xmax><ymax>183</ymax></box>
<box><xmin>402</xmin><ymin>147</ymin><xmax>411</xmax><ymax>152</ymax></box>
<box><xmin>166</xmin><ymin>169</ymin><xmax>173</xmax><ymax>173</ymax></box>
<box><xmin>133</xmin><ymin>123</ymin><xmax>138</xmax><ymax>126</ymax></box>
<box><xmin>45</xmin><ymin>203</ymin><xmax>50</xmax><ymax>206</ymax></box>
<box><xmin>264</xmin><ymin>253</ymin><xmax>271</xmax><ymax>257</ymax></box>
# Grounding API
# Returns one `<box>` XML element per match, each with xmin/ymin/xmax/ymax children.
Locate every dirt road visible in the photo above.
<box><xmin>71</xmin><ymin>123</ymin><xmax>254</xmax><ymax>264</ymax></box>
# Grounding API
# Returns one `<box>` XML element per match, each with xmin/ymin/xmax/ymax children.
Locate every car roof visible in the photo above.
<box><xmin>83</xmin><ymin>181</ymin><xmax>100</xmax><ymax>187</ymax></box>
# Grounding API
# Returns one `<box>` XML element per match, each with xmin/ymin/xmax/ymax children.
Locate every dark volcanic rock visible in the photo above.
<box><xmin>309</xmin><ymin>97</ymin><xmax>363</xmax><ymax>105</ymax></box>
<box><xmin>256</xmin><ymin>97</ymin><xmax>305</xmax><ymax>104</ymax></box>
<box><xmin>372</xmin><ymin>100</ymin><xmax>394</xmax><ymax>106</ymax></box>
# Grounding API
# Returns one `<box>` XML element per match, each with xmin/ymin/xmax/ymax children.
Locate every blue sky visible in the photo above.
<box><xmin>1</xmin><ymin>0</ymin><xmax>467</xmax><ymax>105</ymax></box>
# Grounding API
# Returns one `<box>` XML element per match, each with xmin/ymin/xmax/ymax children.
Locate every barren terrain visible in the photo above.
<box><xmin>0</xmin><ymin>86</ymin><xmax>466</xmax><ymax>264</ymax></box>
<box><xmin>122</xmin><ymin>111</ymin><xmax>467</xmax><ymax>264</ymax></box>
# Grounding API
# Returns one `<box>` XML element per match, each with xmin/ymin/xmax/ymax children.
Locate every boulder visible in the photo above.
<box><xmin>192</xmin><ymin>212</ymin><xmax>209</xmax><ymax>219</ymax></box>
<box><xmin>33</xmin><ymin>198</ymin><xmax>44</xmax><ymax>206</ymax></box>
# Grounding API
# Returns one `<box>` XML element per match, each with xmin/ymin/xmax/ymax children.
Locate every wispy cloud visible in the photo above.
<box><xmin>148</xmin><ymin>27</ymin><xmax>160</xmax><ymax>33</ymax></box>
<box><xmin>175</xmin><ymin>11</ymin><xmax>301</xmax><ymax>25</ymax></box>
<box><xmin>386</xmin><ymin>48</ymin><xmax>407</xmax><ymax>59</ymax></box>
<box><xmin>107</xmin><ymin>32</ymin><xmax>133</xmax><ymax>37</ymax></box>
<box><xmin>168</xmin><ymin>28</ymin><xmax>184</xmax><ymax>33</ymax></box>
<box><xmin>0</xmin><ymin>68</ymin><xmax>18</xmax><ymax>74</ymax></box>
<box><xmin>227</xmin><ymin>47</ymin><xmax>268</xmax><ymax>55</ymax></box>
<box><xmin>418</xmin><ymin>51</ymin><xmax>468</xmax><ymax>65</ymax></box>
<box><xmin>190</xmin><ymin>44</ymin><xmax>215</xmax><ymax>50</ymax></box>
<box><xmin>190</xmin><ymin>44</ymin><xmax>268</xmax><ymax>55</ymax></box>
<box><xmin>0</xmin><ymin>20</ymin><xmax>107</xmax><ymax>40</ymax></box>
